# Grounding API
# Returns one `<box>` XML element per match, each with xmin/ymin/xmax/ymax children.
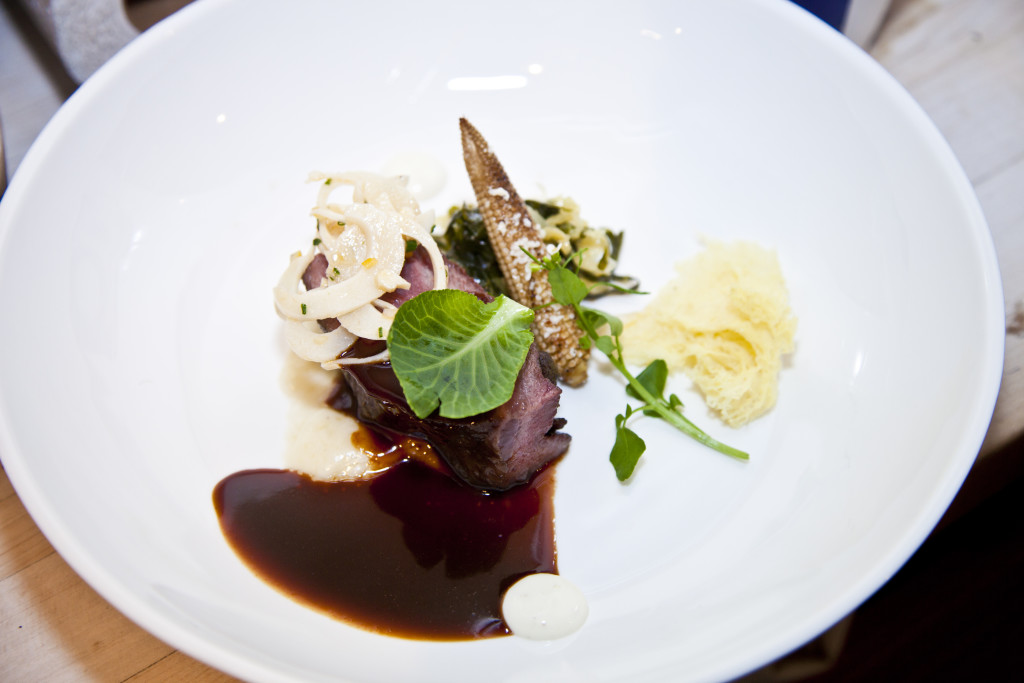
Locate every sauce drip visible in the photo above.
<box><xmin>213</xmin><ymin>457</ymin><xmax>556</xmax><ymax>640</ymax></box>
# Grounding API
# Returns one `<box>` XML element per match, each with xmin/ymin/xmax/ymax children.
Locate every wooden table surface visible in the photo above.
<box><xmin>2</xmin><ymin>0</ymin><xmax>1022</xmax><ymax>680</ymax></box>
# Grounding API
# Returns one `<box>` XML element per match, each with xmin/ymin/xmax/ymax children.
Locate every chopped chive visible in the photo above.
<box><xmin>301</xmin><ymin>303</ymin><xmax>307</xmax><ymax>315</ymax></box>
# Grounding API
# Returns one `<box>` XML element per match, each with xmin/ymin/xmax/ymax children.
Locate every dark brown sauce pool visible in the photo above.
<box><xmin>213</xmin><ymin>453</ymin><xmax>556</xmax><ymax>640</ymax></box>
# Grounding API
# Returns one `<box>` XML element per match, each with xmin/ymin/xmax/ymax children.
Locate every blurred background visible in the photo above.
<box><xmin>1</xmin><ymin>0</ymin><xmax>1022</xmax><ymax>680</ymax></box>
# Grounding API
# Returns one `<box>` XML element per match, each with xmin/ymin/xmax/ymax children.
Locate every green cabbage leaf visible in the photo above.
<box><xmin>388</xmin><ymin>290</ymin><xmax>534</xmax><ymax>419</ymax></box>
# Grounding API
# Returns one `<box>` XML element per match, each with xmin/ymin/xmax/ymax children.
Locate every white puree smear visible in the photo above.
<box><xmin>380</xmin><ymin>152</ymin><xmax>447</xmax><ymax>201</ymax></box>
<box><xmin>279</xmin><ymin>352</ymin><xmax>371</xmax><ymax>480</ymax></box>
<box><xmin>502</xmin><ymin>573</ymin><xmax>588</xmax><ymax>640</ymax></box>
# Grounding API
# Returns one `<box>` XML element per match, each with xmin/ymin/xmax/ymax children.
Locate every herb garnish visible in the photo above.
<box><xmin>529</xmin><ymin>251</ymin><xmax>749</xmax><ymax>480</ymax></box>
<box><xmin>388</xmin><ymin>290</ymin><xmax>535</xmax><ymax>420</ymax></box>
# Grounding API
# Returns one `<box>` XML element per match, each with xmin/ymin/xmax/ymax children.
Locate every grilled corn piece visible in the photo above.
<box><xmin>459</xmin><ymin>118</ymin><xmax>589</xmax><ymax>386</ymax></box>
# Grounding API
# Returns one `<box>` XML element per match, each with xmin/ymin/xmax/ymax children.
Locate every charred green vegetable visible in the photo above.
<box><xmin>436</xmin><ymin>205</ymin><xmax>507</xmax><ymax>297</ymax></box>
<box><xmin>522</xmin><ymin>199</ymin><xmax>636</xmax><ymax>297</ymax></box>
<box><xmin>436</xmin><ymin>198</ymin><xmax>638</xmax><ymax>299</ymax></box>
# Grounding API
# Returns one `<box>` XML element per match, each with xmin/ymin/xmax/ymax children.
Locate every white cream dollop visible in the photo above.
<box><xmin>380</xmin><ymin>152</ymin><xmax>447</xmax><ymax>201</ymax></box>
<box><xmin>501</xmin><ymin>573</ymin><xmax>588</xmax><ymax>640</ymax></box>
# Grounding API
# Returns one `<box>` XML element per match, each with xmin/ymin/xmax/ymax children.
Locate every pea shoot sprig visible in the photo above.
<box><xmin>527</xmin><ymin>250</ymin><xmax>749</xmax><ymax>480</ymax></box>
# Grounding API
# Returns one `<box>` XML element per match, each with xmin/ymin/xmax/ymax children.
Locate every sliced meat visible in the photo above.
<box><xmin>382</xmin><ymin>246</ymin><xmax>491</xmax><ymax>307</ymax></box>
<box><xmin>302</xmin><ymin>252</ymin><xmax>330</xmax><ymax>290</ymax></box>
<box><xmin>330</xmin><ymin>344</ymin><xmax>569</xmax><ymax>491</ymax></box>
<box><xmin>308</xmin><ymin>245</ymin><xmax>571</xmax><ymax>490</ymax></box>
<box><xmin>302</xmin><ymin>253</ymin><xmax>340</xmax><ymax>331</ymax></box>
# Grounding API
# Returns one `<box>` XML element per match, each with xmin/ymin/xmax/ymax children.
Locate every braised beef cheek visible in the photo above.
<box><xmin>323</xmin><ymin>246</ymin><xmax>572</xmax><ymax>491</ymax></box>
<box><xmin>330</xmin><ymin>343</ymin><xmax>569</xmax><ymax>491</ymax></box>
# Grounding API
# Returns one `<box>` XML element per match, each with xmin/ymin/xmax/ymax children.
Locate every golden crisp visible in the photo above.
<box><xmin>621</xmin><ymin>241</ymin><xmax>796</xmax><ymax>427</ymax></box>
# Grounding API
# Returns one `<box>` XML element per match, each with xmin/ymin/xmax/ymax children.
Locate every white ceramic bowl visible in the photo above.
<box><xmin>0</xmin><ymin>1</ymin><xmax>1003</xmax><ymax>681</ymax></box>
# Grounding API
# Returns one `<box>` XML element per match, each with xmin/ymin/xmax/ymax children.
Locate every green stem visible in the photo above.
<box><xmin>608</xmin><ymin>354</ymin><xmax>748</xmax><ymax>461</ymax></box>
<box><xmin>573</xmin><ymin>300</ymin><xmax>748</xmax><ymax>462</ymax></box>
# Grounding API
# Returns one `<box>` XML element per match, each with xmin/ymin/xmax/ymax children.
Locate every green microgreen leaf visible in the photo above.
<box><xmin>610</xmin><ymin>416</ymin><xmax>646</xmax><ymax>481</ymax></box>
<box><xmin>546</xmin><ymin>263</ymin><xmax>590</xmax><ymax>307</ymax></box>
<box><xmin>388</xmin><ymin>290</ymin><xmax>535</xmax><ymax>420</ymax></box>
<box><xmin>581</xmin><ymin>307</ymin><xmax>623</xmax><ymax>336</ymax></box>
<box><xmin>594</xmin><ymin>335</ymin><xmax>616</xmax><ymax>355</ymax></box>
<box><xmin>527</xmin><ymin>248</ymin><xmax>749</xmax><ymax>478</ymax></box>
<box><xmin>627</xmin><ymin>359</ymin><xmax>668</xmax><ymax>402</ymax></box>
